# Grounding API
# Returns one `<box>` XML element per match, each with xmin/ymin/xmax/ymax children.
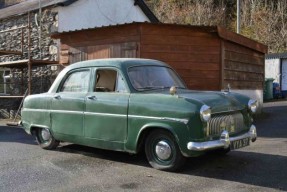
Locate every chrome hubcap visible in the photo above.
<box><xmin>41</xmin><ymin>129</ymin><xmax>51</xmax><ymax>141</ymax></box>
<box><xmin>155</xmin><ymin>141</ymin><xmax>172</xmax><ymax>160</ymax></box>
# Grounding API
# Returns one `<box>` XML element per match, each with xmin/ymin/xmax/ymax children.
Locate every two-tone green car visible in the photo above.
<box><xmin>21</xmin><ymin>58</ymin><xmax>257</xmax><ymax>171</ymax></box>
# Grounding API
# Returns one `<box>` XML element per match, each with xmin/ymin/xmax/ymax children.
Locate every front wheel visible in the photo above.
<box><xmin>145</xmin><ymin>130</ymin><xmax>186</xmax><ymax>171</ymax></box>
<box><xmin>35</xmin><ymin>128</ymin><xmax>59</xmax><ymax>150</ymax></box>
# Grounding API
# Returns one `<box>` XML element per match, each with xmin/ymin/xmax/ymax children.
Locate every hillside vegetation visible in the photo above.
<box><xmin>147</xmin><ymin>0</ymin><xmax>287</xmax><ymax>53</ymax></box>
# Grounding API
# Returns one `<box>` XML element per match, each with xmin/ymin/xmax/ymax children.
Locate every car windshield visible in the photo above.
<box><xmin>128</xmin><ymin>66</ymin><xmax>186</xmax><ymax>91</ymax></box>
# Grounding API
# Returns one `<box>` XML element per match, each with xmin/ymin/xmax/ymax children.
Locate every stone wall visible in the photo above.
<box><xmin>0</xmin><ymin>7</ymin><xmax>60</xmax><ymax>119</ymax></box>
<box><xmin>0</xmin><ymin>8</ymin><xmax>59</xmax><ymax>61</ymax></box>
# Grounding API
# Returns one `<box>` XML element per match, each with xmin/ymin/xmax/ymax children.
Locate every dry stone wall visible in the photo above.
<box><xmin>0</xmin><ymin>7</ymin><xmax>61</xmax><ymax>119</ymax></box>
<box><xmin>0</xmin><ymin>9</ymin><xmax>59</xmax><ymax>61</ymax></box>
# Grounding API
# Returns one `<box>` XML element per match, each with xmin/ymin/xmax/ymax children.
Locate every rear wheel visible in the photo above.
<box><xmin>35</xmin><ymin>128</ymin><xmax>59</xmax><ymax>150</ymax></box>
<box><xmin>145</xmin><ymin>130</ymin><xmax>186</xmax><ymax>171</ymax></box>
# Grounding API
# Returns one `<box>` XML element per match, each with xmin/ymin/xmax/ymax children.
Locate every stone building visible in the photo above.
<box><xmin>0</xmin><ymin>0</ymin><xmax>158</xmax><ymax>118</ymax></box>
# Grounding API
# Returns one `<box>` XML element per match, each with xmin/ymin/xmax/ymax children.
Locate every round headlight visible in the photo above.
<box><xmin>248</xmin><ymin>99</ymin><xmax>257</xmax><ymax>113</ymax></box>
<box><xmin>200</xmin><ymin>105</ymin><xmax>211</xmax><ymax>122</ymax></box>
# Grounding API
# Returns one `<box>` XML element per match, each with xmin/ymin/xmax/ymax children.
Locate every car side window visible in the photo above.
<box><xmin>94</xmin><ymin>69</ymin><xmax>127</xmax><ymax>92</ymax></box>
<box><xmin>60</xmin><ymin>70</ymin><xmax>90</xmax><ymax>92</ymax></box>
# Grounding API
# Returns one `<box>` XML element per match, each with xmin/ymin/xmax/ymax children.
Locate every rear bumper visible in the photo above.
<box><xmin>187</xmin><ymin>125</ymin><xmax>257</xmax><ymax>151</ymax></box>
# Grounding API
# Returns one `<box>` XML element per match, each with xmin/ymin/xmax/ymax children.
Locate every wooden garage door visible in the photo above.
<box><xmin>67</xmin><ymin>42</ymin><xmax>138</xmax><ymax>64</ymax></box>
<box><xmin>87</xmin><ymin>42</ymin><xmax>138</xmax><ymax>60</ymax></box>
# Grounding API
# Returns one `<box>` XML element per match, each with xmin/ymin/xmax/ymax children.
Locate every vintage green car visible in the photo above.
<box><xmin>21</xmin><ymin>58</ymin><xmax>257</xmax><ymax>171</ymax></box>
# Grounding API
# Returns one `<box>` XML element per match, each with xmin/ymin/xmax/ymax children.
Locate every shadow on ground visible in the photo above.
<box><xmin>0</xmin><ymin>126</ymin><xmax>36</xmax><ymax>145</ymax></box>
<box><xmin>255</xmin><ymin>104</ymin><xmax>287</xmax><ymax>138</ymax></box>
<box><xmin>56</xmin><ymin>143</ymin><xmax>286</xmax><ymax>191</ymax></box>
<box><xmin>183</xmin><ymin>151</ymin><xmax>286</xmax><ymax>191</ymax></box>
<box><xmin>57</xmin><ymin>143</ymin><xmax>149</xmax><ymax>167</ymax></box>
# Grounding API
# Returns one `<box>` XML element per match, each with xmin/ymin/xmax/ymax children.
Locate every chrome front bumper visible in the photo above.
<box><xmin>187</xmin><ymin>125</ymin><xmax>257</xmax><ymax>151</ymax></box>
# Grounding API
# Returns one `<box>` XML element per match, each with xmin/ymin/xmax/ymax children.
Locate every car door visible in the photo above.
<box><xmin>84</xmin><ymin>68</ymin><xmax>129</xmax><ymax>143</ymax></box>
<box><xmin>51</xmin><ymin>69</ymin><xmax>90</xmax><ymax>138</ymax></box>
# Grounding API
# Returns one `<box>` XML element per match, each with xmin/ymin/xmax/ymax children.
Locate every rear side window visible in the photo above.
<box><xmin>94</xmin><ymin>69</ymin><xmax>127</xmax><ymax>93</ymax></box>
<box><xmin>60</xmin><ymin>70</ymin><xmax>90</xmax><ymax>92</ymax></box>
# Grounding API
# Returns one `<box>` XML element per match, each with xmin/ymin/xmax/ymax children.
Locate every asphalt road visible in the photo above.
<box><xmin>0</xmin><ymin>101</ymin><xmax>286</xmax><ymax>192</ymax></box>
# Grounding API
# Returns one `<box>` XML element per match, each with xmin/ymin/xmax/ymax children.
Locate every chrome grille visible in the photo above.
<box><xmin>207</xmin><ymin>112</ymin><xmax>245</xmax><ymax>136</ymax></box>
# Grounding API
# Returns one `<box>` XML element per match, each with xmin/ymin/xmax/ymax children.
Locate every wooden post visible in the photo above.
<box><xmin>21</xmin><ymin>28</ymin><xmax>24</xmax><ymax>55</ymax></box>
<box><xmin>21</xmin><ymin>68</ymin><xmax>24</xmax><ymax>95</ymax></box>
<box><xmin>27</xmin><ymin>12</ymin><xmax>32</xmax><ymax>95</ymax></box>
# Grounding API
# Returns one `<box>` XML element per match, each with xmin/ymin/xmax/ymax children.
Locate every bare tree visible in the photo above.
<box><xmin>148</xmin><ymin>0</ymin><xmax>287</xmax><ymax>53</ymax></box>
<box><xmin>241</xmin><ymin>0</ymin><xmax>287</xmax><ymax>52</ymax></box>
<box><xmin>151</xmin><ymin>0</ymin><xmax>228</xmax><ymax>26</ymax></box>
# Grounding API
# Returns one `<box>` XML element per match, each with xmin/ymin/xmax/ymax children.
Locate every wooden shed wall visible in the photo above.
<box><xmin>55</xmin><ymin>23</ymin><xmax>266</xmax><ymax>91</ymax></box>
<box><xmin>58</xmin><ymin>24</ymin><xmax>141</xmax><ymax>64</ymax></box>
<box><xmin>139</xmin><ymin>24</ymin><xmax>221</xmax><ymax>90</ymax></box>
<box><xmin>222</xmin><ymin>40</ymin><xmax>265</xmax><ymax>90</ymax></box>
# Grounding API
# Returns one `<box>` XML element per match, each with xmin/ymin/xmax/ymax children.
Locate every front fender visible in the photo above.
<box><xmin>138</xmin><ymin>122</ymin><xmax>180</xmax><ymax>143</ymax></box>
<box><xmin>124</xmin><ymin>121</ymin><xmax>189</xmax><ymax>155</ymax></box>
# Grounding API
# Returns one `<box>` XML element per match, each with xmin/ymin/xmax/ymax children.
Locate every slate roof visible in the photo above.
<box><xmin>265</xmin><ymin>52</ymin><xmax>287</xmax><ymax>59</ymax></box>
<box><xmin>0</xmin><ymin>0</ymin><xmax>159</xmax><ymax>22</ymax></box>
<box><xmin>0</xmin><ymin>0</ymin><xmax>77</xmax><ymax>19</ymax></box>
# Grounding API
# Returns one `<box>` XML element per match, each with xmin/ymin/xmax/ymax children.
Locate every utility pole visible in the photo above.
<box><xmin>237</xmin><ymin>0</ymin><xmax>240</xmax><ymax>34</ymax></box>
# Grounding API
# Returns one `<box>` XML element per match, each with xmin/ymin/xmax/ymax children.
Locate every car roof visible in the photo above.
<box><xmin>66</xmin><ymin>58</ymin><xmax>169</xmax><ymax>71</ymax></box>
<box><xmin>48</xmin><ymin>58</ymin><xmax>172</xmax><ymax>93</ymax></box>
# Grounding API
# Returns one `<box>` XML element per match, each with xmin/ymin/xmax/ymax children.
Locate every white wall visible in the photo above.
<box><xmin>282</xmin><ymin>59</ymin><xmax>287</xmax><ymax>91</ymax></box>
<box><xmin>57</xmin><ymin>0</ymin><xmax>150</xmax><ymax>32</ymax></box>
<box><xmin>265</xmin><ymin>58</ymin><xmax>280</xmax><ymax>83</ymax></box>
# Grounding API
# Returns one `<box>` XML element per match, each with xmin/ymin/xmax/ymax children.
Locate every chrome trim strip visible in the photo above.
<box><xmin>24</xmin><ymin>109</ymin><xmax>189</xmax><ymax>124</ymax></box>
<box><xmin>24</xmin><ymin>108</ymin><xmax>83</xmax><ymax>115</ymax></box>
<box><xmin>187</xmin><ymin>125</ymin><xmax>257</xmax><ymax>151</ymax></box>
<box><xmin>129</xmin><ymin>115</ymin><xmax>163</xmax><ymax>120</ymax></box>
<box><xmin>129</xmin><ymin>115</ymin><xmax>189</xmax><ymax>124</ymax></box>
<box><xmin>50</xmin><ymin>110</ymin><xmax>83</xmax><ymax>115</ymax></box>
<box><xmin>211</xmin><ymin>108</ymin><xmax>244</xmax><ymax>115</ymax></box>
<box><xmin>164</xmin><ymin>117</ymin><xmax>189</xmax><ymax>124</ymax></box>
<box><xmin>25</xmin><ymin>109</ymin><xmax>125</xmax><ymax>117</ymax></box>
<box><xmin>85</xmin><ymin>112</ymin><xmax>126</xmax><ymax>117</ymax></box>
<box><xmin>23</xmin><ymin>108</ymin><xmax>47</xmax><ymax>112</ymax></box>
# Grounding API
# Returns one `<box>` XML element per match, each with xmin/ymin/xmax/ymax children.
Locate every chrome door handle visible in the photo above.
<box><xmin>53</xmin><ymin>95</ymin><xmax>61</xmax><ymax>99</ymax></box>
<box><xmin>87</xmin><ymin>95</ymin><xmax>97</xmax><ymax>100</ymax></box>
